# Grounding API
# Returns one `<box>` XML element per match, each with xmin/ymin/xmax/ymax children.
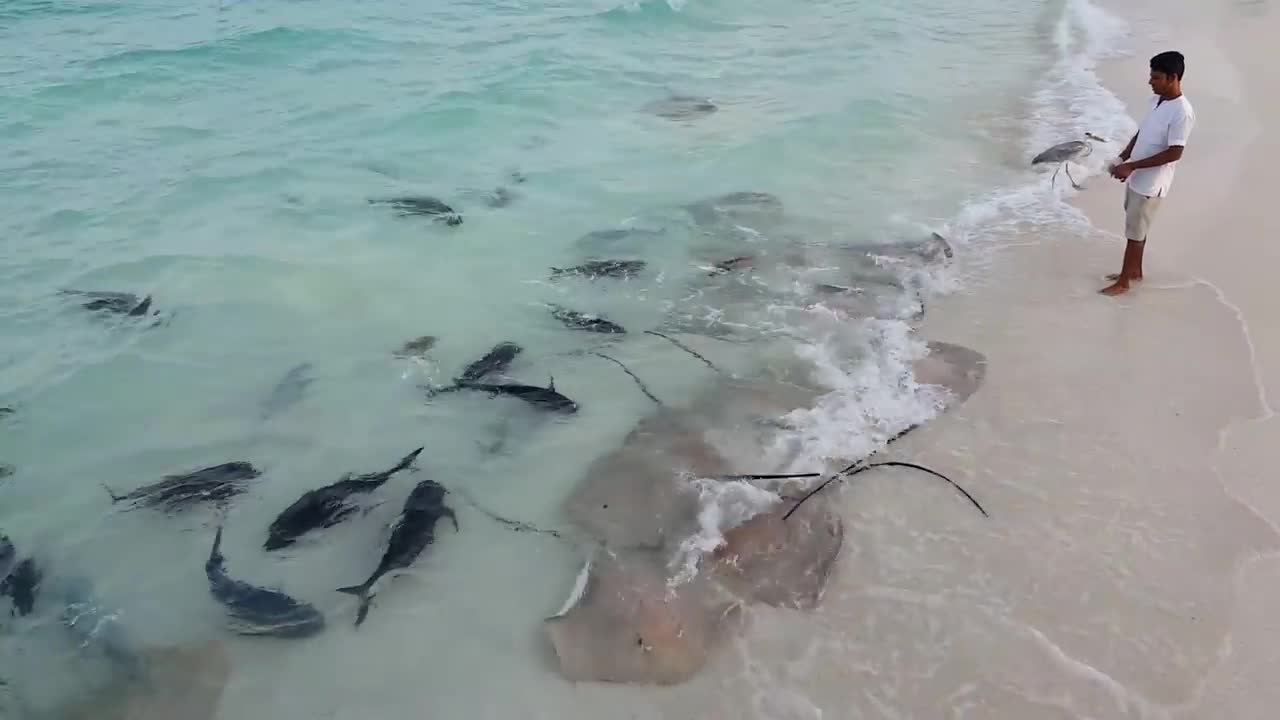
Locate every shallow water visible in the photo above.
<box><xmin>0</xmin><ymin>0</ymin><xmax>1137</xmax><ymax>716</ymax></box>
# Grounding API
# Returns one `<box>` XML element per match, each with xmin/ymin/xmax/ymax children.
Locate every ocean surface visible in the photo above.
<box><xmin>0</xmin><ymin>0</ymin><xmax>1135</xmax><ymax>717</ymax></box>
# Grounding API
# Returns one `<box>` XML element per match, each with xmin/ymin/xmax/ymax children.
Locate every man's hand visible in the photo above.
<box><xmin>1110</xmin><ymin>162</ymin><xmax>1135</xmax><ymax>181</ymax></box>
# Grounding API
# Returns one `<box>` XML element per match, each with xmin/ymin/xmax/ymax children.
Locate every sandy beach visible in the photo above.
<box><xmin>848</xmin><ymin>0</ymin><xmax>1280</xmax><ymax>715</ymax></box>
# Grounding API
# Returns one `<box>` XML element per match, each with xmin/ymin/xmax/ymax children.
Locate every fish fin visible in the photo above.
<box><xmin>446</xmin><ymin>507</ymin><xmax>459</xmax><ymax>532</ymax></box>
<box><xmin>336</xmin><ymin>584</ymin><xmax>373</xmax><ymax>627</ymax></box>
<box><xmin>548</xmin><ymin>376</ymin><xmax>556</xmax><ymax>391</ymax></box>
<box><xmin>102</xmin><ymin>484</ymin><xmax>125</xmax><ymax>503</ymax></box>
<box><xmin>209</xmin><ymin>526</ymin><xmax>225</xmax><ymax>565</ymax></box>
<box><xmin>390</xmin><ymin>447</ymin><xmax>425</xmax><ymax>474</ymax></box>
<box><xmin>128</xmin><ymin>296</ymin><xmax>152</xmax><ymax>317</ymax></box>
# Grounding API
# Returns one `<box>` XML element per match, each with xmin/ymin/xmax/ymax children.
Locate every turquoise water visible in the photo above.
<box><xmin>0</xmin><ymin>0</ymin><xmax>1130</xmax><ymax>717</ymax></box>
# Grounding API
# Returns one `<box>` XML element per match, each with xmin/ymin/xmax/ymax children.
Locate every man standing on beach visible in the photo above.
<box><xmin>1102</xmin><ymin>51</ymin><xmax>1195</xmax><ymax>296</ymax></box>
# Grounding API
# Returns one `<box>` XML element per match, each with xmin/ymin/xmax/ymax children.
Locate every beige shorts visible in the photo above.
<box><xmin>1124</xmin><ymin>186</ymin><xmax>1163</xmax><ymax>242</ymax></box>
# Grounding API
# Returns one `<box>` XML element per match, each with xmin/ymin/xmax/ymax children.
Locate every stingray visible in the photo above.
<box><xmin>544</xmin><ymin>547</ymin><xmax>740</xmax><ymax>685</ymax></box>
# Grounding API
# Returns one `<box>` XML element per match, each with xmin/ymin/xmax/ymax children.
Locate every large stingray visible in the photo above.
<box><xmin>548</xmin><ymin>340</ymin><xmax>987</xmax><ymax>685</ymax></box>
<box><xmin>58</xmin><ymin>640</ymin><xmax>231</xmax><ymax>720</ymax></box>
<box><xmin>563</xmin><ymin>341</ymin><xmax>986</xmax><ymax>551</ymax></box>
<box><xmin>544</xmin><ymin>547</ymin><xmax>740</xmax><ymax>685</ymax></box>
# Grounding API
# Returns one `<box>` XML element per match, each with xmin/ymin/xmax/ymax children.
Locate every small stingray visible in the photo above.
<box><xmin>261</xmin><ymin>363</ymin><xmax>313</xmax><ymax>419</ymax></box>
<box><xmin>394</xmin><ymin>335</ymin><xmax>438</xmax><ymax>359</ymax></box>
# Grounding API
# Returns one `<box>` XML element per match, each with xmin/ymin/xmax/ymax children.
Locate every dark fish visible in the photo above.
<box><xmin>0</xmin><ymin>535</ymin><xmax>15</xmax><ymax>581</ymax></box>
<box><xmin>549</xmin><ymin>259</ymin><xmax>646</xmax><ymax>280</ymax></box>
<box><xmin>708</xmin><ymin>256</ymin><xmax>754</xmax><ymax>275</ymax></box>
<box><xmin>642</xmin><ymin>95</ymin><xmax>718</xmax><ymax>120</ymax></box>
<box><xmin>60</xmin><ymin>290</ymin><xmax>153</xmax><ymax>317</ymax></box>
<box><xmin>1</xmin><ymin>557</ymin><xmax>40</xmax><ymax>617</ymax></box>
<box><xmin>394</xmin><ymin>335</ymin><xmax>438</xmax><ymax>359</ymax></box>
<box><xmin>265</xmin><ymin>447</ymin><xmax>424</xmax><ymax>551</ymax></box>
<box><xmin>104</xmin><ymin>462</ymin><xmax>262</xmax><ymax>511</ymax></box>
<box><xmin>814</xmin><ymin>283</ymin><xmax>858</xmax><ymax>295</ymax></box>
<box><xmin>456</xmin><ymin>341</ymin><xmax>523</xmax><ymax>383</ymax></box>
<box><xmin>205</xmin><ymin>527</ymin><xmax>325</xmax><ymax>638</ymax></box>
<box><xmin>337</xmin><ymin>478</ymin><xmax>457</xmax><ymax>627</ymax></box>
<box><xmin>0</xmin><ymin>464</ymin><xmax>13</xmax><ymax>481</ymax></box>
<box><xmin>549</xmin><ymin>306</ymin><xmax>626</xmax><ymax>334</ymax></box>
<box><xmin>0</xmin><ymin>406</ymin><xmax>13</xmax><ymax>417</ymax></box>
<box><xmin>448</xmin><ymin>379</ymin><xmax>579</xmax><ymax>414</ymax></box>
<box><xmin>262</xmin><ymin>363</ymin><xmax>313</xmax><ymax>419</ymax></box>
<box><xmin>370</xmin><ymin>196</ymin><xmax>463</xmax><ymax>226</ymax></box>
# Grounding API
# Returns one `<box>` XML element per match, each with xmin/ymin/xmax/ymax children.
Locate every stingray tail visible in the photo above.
<box><xmin>589</xmin><ymin>352</ymin><xmax>661</xmax><ymax>405</ymax></box>
<box><xmin>102</xmin><ymin>484</ymin><xmax>125</xmax><ymax>504</ymax></box>
<box><xmin>643</xmin><ymin>330</ymin><xmax>721</xmax><ymax>373</ymax></box>
<box><xmin>336</xmin><ymin>581</ymin><xmax>375</xmax><ymax>627</ymax></box>
<box><xmin>784</xmin><ymin>461</ymin><xmax>987</xmax><ymax>520</ymax></box>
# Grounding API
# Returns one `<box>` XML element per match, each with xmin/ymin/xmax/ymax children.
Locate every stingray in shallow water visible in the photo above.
<box><xmin>261</xmin><ymin>362</ymin><xmax>313</xmax><ymax>419</ymax></box>
<box><xmin>394</xmin><ymin>335</ymin><xmax>437</xmax><ymax>359</ymax></box>
<box><xmin>545</xmin><ymin>547</ymin><xmax>740</xmax><ymax>686</ymax></box>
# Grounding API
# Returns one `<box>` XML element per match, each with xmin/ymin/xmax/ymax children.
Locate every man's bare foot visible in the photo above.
<box><xmin>1099</xmin><ymin>281</ymin><xmax>1130</xmax><ymax>296</ymax></box>
<box><xmin>1105</xmin><ymin>273</ymin><xmax>1143</xmax><ymax>282</ymax></box>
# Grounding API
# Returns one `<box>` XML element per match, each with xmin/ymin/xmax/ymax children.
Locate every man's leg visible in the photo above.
<box><xmin>1105</xmin><ymin>240</ymin><xmax>1146</xmax><ymax>282</ymax></box>
<box><xmin>1101</xmin><ymin>188</ymin><xmax>1156</xmax><ymax>295</ymax></box>
<box><xmin>1100</xmin><ymin>240</ymin><xmax>1144</xmax><ymax>295</ymax></box>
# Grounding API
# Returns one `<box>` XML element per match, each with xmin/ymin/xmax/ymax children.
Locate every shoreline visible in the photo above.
<box><xmin>862</xmin><ymin>0</ymin><xmax>1280</xmax><ymax>714</ymax></box>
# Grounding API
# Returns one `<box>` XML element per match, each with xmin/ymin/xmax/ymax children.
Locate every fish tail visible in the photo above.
<box><xmin>336</xmin><ymin>582</ymin><xmax>374</xmax><ymax>627</ymax></box>
<box><xmin>102</xmin><ymin>483</ymin><xmax>125</xmax><ymax>503</ymax></box>
<box><xmin>128</xmin><ymin>295</ymin><xmax>152</xmax><ymax>316</ymax></box>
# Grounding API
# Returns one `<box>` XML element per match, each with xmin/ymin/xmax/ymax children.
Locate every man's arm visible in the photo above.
<box><xmin>1127</xmin><ymin>145</ymin><xmax>1184</xmax><ymax>169</ymax></box>
<box><xmin>1111</xmin><ymin>146</ymin><xmax>1184</xmax><ymax>180</ymax></box>
<box><xmin>1119</xmin><ymin>133</ymin><xmax>1138</xmax><ymax>161</ymax></box>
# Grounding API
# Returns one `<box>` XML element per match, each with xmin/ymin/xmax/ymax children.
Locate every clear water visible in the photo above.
<box><xmin>0</xmin><ymin>0</ymin><xmax>1133</xmax><ymax>717</ymax></box>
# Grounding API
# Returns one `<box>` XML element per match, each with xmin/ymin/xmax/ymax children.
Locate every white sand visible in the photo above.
<box><xmin>829</xmin><ymin>0</ymin><xmax>1280</xmax><ymax>715</ymax></box>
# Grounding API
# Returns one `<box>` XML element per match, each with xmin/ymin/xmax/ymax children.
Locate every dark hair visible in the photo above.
<box><xmin>1150</xmin><ymin>51</ymin><xmax>1185</xmax><ymax>80</ymax></box>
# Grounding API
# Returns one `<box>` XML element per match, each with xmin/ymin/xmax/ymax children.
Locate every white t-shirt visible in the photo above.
<box><xmin>1127</xmin><ymin>94</ymin><xmax>1195</xmax><ymax>198</ymax></box>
